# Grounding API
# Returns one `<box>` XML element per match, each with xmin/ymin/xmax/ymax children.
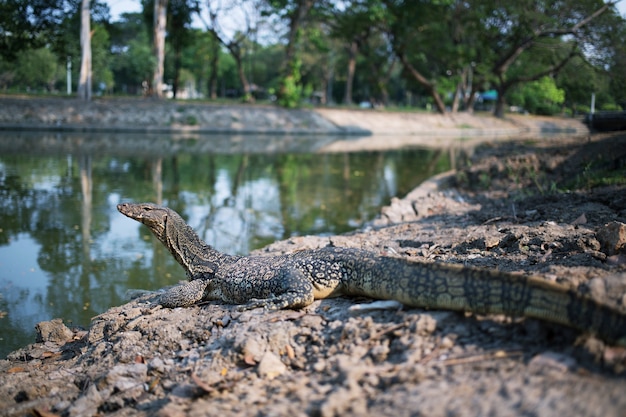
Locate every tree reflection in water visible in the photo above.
<box><xmin>0</xmin><ymin>132</ymin><xmax>453</xmax><ymax>357</ymax></box>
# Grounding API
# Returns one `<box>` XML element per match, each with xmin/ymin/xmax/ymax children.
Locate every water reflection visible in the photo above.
<box><xmin>0</xmin><ymin>132</ymin><xmax>454</xmax><ymax>357</ymax></box>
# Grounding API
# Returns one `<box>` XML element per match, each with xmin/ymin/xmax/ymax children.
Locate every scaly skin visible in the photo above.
<box><xmin>117</xmin><ymin>202</ymin><xmax>626</xmax><ymax>346</ymax></box>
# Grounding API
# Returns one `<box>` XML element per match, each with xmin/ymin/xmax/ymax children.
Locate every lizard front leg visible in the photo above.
<box><xmin>158</xmin><ymin>279</ymin><xmax>210</xmax><ymax>308</ymax></box>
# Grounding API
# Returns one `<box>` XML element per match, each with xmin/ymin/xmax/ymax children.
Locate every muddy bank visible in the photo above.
<box><xmin>0</xmin><ymin>96</ymin><xmax>589</xmax><ymax>150</ymax></box>
<box><xmin>1</xmin><ymin>132</ymin><xmax>625</xmax><ymax>417</ymax></box>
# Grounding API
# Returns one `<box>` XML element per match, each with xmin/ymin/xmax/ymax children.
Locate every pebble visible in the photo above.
<box><xmin>529</xmin><ymin>351</ymin><xmax>577</xmax><ymax>373</ymax></box>
<box><xmin>35</xmin><ymin>319</ymin><xmax>74</xmax><ymax>343</ymax></box>
<box><xmin>257</xmin><ymin>351</ymin><xmax>287</xmax><ymax>379</ymax></box>
<box><xmin>597</xmin><ymin>221</ymin><xmax>626</xmax><ymax>255</ymax></box>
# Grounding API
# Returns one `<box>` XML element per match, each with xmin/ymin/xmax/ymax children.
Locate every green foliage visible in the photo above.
<box><xmin>0</xmin><ymin>0</ymin><xmax>624</xmax><ymax>110</ymax></box>
<box><xmin>15</xmin><ymin>48</ymin><xmax>59</xmax><ymax>91</ymax></box>
<box><xmin>556</xmin><ymin>56</ymin><xmax>599</xmax><ymax>113</ymax></box>
<box><xmin>217</xmin><ymin>52</ymin><xmax>238</xmax><ymax>93</ymax></box>
<box><xmin>91</xmin><ymin>25</ymin><xmax>115</xmax><ymax>92</ymax></box>
<box><xmin>110</xmin><ymin>15</ymin><xmax>155</xmax><ymax>93</ymax></box>
<box><xmin>0</xmin><ymin>57</ymin><xmax>15</xmax><ymax>89</ymax></box>
<box><xmin>248</xmin><ymin>43</ymin><xmax>283</xmax><ymax>94</ymax></box>
<box><xmin>0</xmin><ymin>0</ymin><xmax>68</xmax><ymax>60</ymax></box>
<box><xmin>508</xmin><ymin>76</ymin><xmax>565</xmax><ymax>115</ymax></box>
<box><xmin>467</xmin><ymin>0</ymin><xmax>622</xmax><ymax>117</ymax></box>
<box><xmin>278</xmin><ymin>59</ymin><xmax>303</xmax><ymax>108</ymax></box>
<box><xmin>600</xmin><ymin>103</ymin><xmax>623</xmax><ymax>111</ymax></box>
<box><xmin>607</xmin><ymin>25</ymin><xmax>626</xmax><ymax>108</ymax></box>
<box><xmin>47</xmin><ymin>0</ymin><xmax>114</xmax><ymax>94</ymax></box>
<box><xmin>436</xmin><ymin>76</ymin><xmax>459</xmax><ymax>105</ymax></box>
<box><xmin>180</xmin><ymin>30</ymin><xmax>215</xmax><ymax>96</ymax></box>
<box><xmin>564</xmin><ymin>160</ymin><xmax>626</xmax><ymax>189</ymax></box>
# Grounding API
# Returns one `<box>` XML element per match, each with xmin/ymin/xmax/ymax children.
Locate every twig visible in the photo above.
<box><xmin>440</xmin><ymin>349</ymin><xmax>523</xmax><ymax>367</ymax></box>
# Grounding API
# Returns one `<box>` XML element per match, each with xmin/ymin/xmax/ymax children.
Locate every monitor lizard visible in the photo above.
<box><xmin>117</xmin><ymin>202</ymin><xmax>626</xmax><ymax>346</ymax></box>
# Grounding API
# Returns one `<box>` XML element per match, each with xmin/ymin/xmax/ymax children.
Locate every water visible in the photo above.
<box><xmin>0</xmin><ymin>131</ymin><xmax>454</xmax><ymax>357</ymax></box>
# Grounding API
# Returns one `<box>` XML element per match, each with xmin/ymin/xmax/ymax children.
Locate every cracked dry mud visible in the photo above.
<box><xmin>1</xmin><ymin>132</ymin><xmax>626</xmax><ymax>417</ymax></box>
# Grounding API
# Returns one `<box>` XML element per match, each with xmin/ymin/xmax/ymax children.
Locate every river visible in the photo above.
<box><xmin>0</xmin><ymin>131</ymin><xmax>460</xmax><ymax>357</ymax></box>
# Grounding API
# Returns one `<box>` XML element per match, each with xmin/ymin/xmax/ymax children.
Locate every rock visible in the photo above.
<box><xmin>587</xmin><ymin>277</ymin><xmax>607</xmax><ymax>302</ymax></box>
<box><xmin>257</xmin><ymin>351</ymin><xmax>286</xmax><ymax>380</ymax></box>
<box><xmin>596</xmin><ymin>221</ymin><xmax>626</xmax><ymax>255</ymax></box>
<box><xmin>241</xmin><ymin>337</ymin><xmax>266</xmax><ymax>364</ymax></box>
<box><xmin>529</xmin><ymin>351</ymin><xmax>577</xmax><ymax>373</ymax></box>
<box><xmin>106</xmin><ymin>363</ymin><xmax>148</xmax><ymax>383</ymax></box>
<box><xmin>35</xmin><ymin>319</ymin><xmax>74</xmax><ymax>344</ymax></box>
<box><xmin>68</xmin><ymin>384</ymin><xmax>103</xmax><ymax>417</ymax></box>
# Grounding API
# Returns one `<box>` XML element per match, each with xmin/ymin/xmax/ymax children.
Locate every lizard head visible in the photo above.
<box><xmin>117</xmin><ymin>202</ymin><xmax>218</xmax><ymax>278</ymax></box>
<box><xmin>117</xmin><ymin>202</ymin><xmax>170</xmax><ymax>242</ymax></box>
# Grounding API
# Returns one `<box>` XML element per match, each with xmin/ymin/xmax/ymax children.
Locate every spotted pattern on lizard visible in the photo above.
<box><xmin>117</xmin><ymin>202</ymin><xmax>626</xmax><ymax>346</ymax></box>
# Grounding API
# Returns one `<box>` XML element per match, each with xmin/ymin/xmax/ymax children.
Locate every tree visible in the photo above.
<box><xmin>167</xmin><ymin>0</ymin><xmax>197</xmax><ymax>98</ymax></box>
<box><xmin>555</xmin><ymin>56</ymin><xmax>601</xmax><ymax>113</ymax></box>
<box><xmin>207</xmin><ymin>32</ymin><xmax>221</xmax><ymax>99</ymax></box>
<box><xmin>330</xmin><ymin>1</ymin><xmax>374</xmax><ymax>105</ymax></box>
<box><xmin>361</xmin><ymin>34</ymin><xmax>397</xmax><ymax>106</ymax></box>
<box><xmin>14</xmin><ymin>47</ymin><xmax>59</xmax><ymax>91</ymax></box>
<box><xmin>591</xmin><ymin>5</ymin><xmax>626</xmax><ymax>109</ymax></box>
<box><xmin>179</xmin><ymin>28</ymin><xmax>224</xmax><ymax>99</ymax></box>
<box><xmin>508</xmin><ymin>76</ymin><xmax>565</xmax><ymax>115</ymax></box>
<box><xmin>153</xmin><ymin>0</ymin><xmax>168</xmax><ymax>97</ymax></box>
<box><xmin>608</xmin><ymin>41</ymin><xmax>626</xmax><ymax>108</ymax></box>
<box><xmin>261</xmin><ymin>0</ymin><xmax>321</xmax><ymax>107</ymax></box>
<box><xmin>179</xmin><ymin>29</ymin><xmax>218</xmax><ymax>98</ymax></box>
<box><xmin>200</xmin><ymin>0</ymin><xmax>263</xmax><ymax>102</ymax></box>
<box><xmin>470</xmin><ymin>0</ymin><xmax>618</xmax><ymax>117</ymax></box>
<box><xmin>382</xmin><ymin>0</ymin><xmax>451</xmax><ymax>113</ymax></box>
<box><xmin>110</xmin><ymin>12</ymin><xmax>154</xmax><ymax>94</ymax></box>
<box><xmin>77</xmin><ymin>0</ymin><xmax>92</xmax><ymax>101</ymax></box>
<box><xmin>0</xmin><ymin>0</ymin><xmax>68</xmax><ymax>60</ymax></box>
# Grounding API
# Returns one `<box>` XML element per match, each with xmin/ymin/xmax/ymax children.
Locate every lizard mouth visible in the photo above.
<box><xmin>117</xmin><ymin>202</ymin><xmax>167</xmax><ymax>237</ymax></box>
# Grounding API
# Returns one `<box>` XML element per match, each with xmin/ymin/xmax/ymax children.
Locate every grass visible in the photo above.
<box><xmin>567</xmin><ymin>163</ymin><xmax>626</xmax><ymax>189</ymax></box>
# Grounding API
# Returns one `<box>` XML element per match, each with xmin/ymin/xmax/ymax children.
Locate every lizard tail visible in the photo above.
<box><xmin>348</xmin><ymin>258</ymin><xmax>626</xmax><ymax>345</ymax></box>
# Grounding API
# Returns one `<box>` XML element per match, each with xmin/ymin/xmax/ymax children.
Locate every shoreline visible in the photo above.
<box><xmin>0</xmin><ymin>96</ymin><xmax>589</xmax><ymax>151</ymax></box>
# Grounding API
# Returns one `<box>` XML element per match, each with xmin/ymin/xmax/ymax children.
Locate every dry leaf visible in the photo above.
<box><xmin>147</xmin><ymin>377</ymin><xmax>160</xmax><ymax>392</ymax></box>
<box><xmin>243</xmin><ymin>353</ymin><xmax>257</xmax><ymax>366</ymax></box>
<box><xmin>191</xmin><ymin>373</ymin><xmax>215</xmax><ymax>393</ymax></box>
<box><xmin>285</xmin><ymin>344</ymin><xmax>295</xmax><ymax>360</ymax></box>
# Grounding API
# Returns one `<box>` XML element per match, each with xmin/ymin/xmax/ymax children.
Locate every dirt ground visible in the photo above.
<box><xmin>1</xmin><ymin>124</ymin><xmax>626</xmax><ymax>415</ymax></box>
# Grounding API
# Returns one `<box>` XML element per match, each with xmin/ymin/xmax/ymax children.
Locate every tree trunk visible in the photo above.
<box><xmin>208</xmin><ymin>35</ymin><xmax>219</xmax><ymax>99</ymax></box>
<box><xmin>284</xmin><ymin>0</ymin><xmax>315</xmax><ymax>71</ymax></box>
<box><xmin>324</xmin><ymin>51</ymin><xmax>334</xmax><ymax>105</ymax></box>
<box><xmin>465</xmin><ymin>84</ymin><xmax>478</xmax><ymax>114</ymax></box>
<box><xmin>398</xmin><ymin>53</ymin><xmax>446</xmax><ymax>114</ymax></box>
<box><xmin>279</xmin><ymin>0</ymin><xmax>315</xmax><ymax>103</ymax></box>
<box><xmin>451</xmin><ymin>82</ymin><xmax>462</xmax><ymax>113</ymax></box>
<box><xmin>77</xmin><ymin>0</ymin><xmax>91</xmax><ymax>102</ymax></box>
<box><xmin>494</xmin><ymin>85</ymin><xmax>506</xmax><ymax>118</ymax></box>
<box><xmin>152</xmin><ymin>0</ymin><xmax>168</xmax><ymax>98</ymax></box>
<box><xmin>364</xmin><ymin>55</ymin><xmax>394</xmax><ymax>107</ymax></box>
<box><xmin>172</xmin><ymin>51</ymin><xmax>181</xmax><ymax>99</ymax></box>
<box><xmin>344</xmin><ymin>40</ymin><xmax>357</xmax><ymax>105</ymax></box>
<box><xmin>233</xmin><ymin>50</ymin><xmax>252</xmax><ymax>101</ymax></box>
